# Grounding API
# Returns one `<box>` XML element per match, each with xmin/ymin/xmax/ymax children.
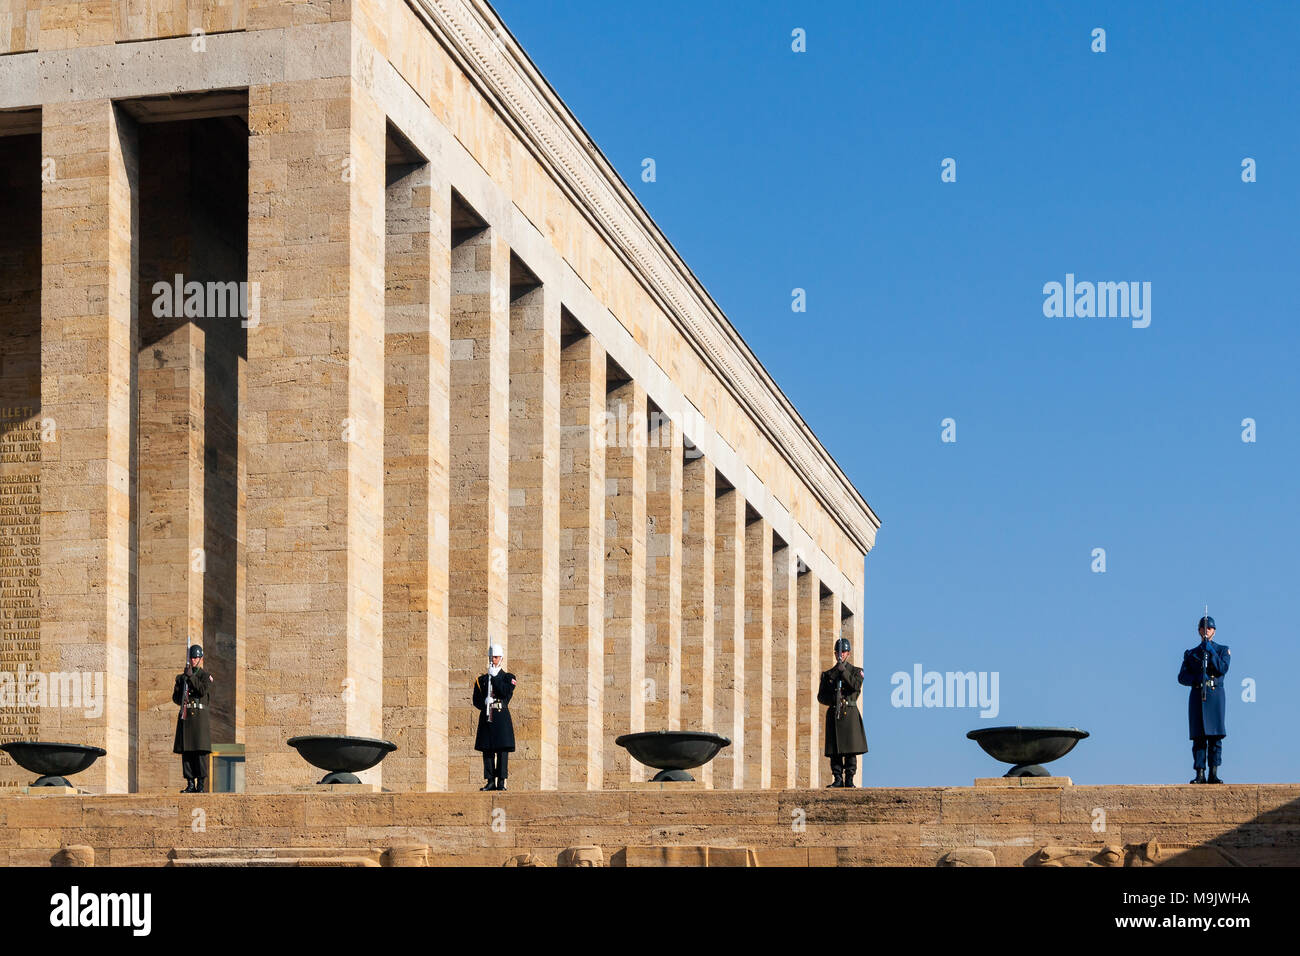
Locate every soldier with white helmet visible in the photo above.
<box><xmin>473</xmin><ymin>643</ymin><xmax>516</xmax><ymax>791</ymax></box>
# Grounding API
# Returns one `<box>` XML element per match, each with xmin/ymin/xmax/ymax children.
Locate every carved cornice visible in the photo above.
<box><xmin>411</xmin><ymin>0</ymin><xmax>880</xmax><ymax>553</ymax></box>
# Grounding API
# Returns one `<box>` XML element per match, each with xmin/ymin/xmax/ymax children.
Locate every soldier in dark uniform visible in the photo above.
<box><xmin>1177</xmin><ymin>615</ymin><xmax>1230</xmax><ymax>784</ymax></box>
<box><xmin>818</xmin><ymin>636</ymin><xmax>868</xmax><ymax>787</ymax></box>
<box><xmin>473</xmin><ymin>643</ymin><xmax>516</xmax><ymax>791</ymax></box>
<box><xmin>172</xmin><ymin>644</ymin><xmax>213</xmax><ymax>793</ymax></box>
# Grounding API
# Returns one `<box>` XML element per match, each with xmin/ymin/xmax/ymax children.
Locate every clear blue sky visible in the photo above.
<box><xmin>493</xmin><ymin>0</ymin><xmax>1300</xmax><ymax>785</ymax></box>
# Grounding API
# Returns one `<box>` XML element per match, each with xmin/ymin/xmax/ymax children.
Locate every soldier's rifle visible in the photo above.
<box><xmin>484</xmin><ymin>641</ymin><xmax>494</xmax><ymax>725</ymax></box>
<box><xmin>179</xmin><ymin>651</ymin><xmax>193</xmax><ymax>722</ymax></box>
<box><xmin>834</xmin><ymin>659</ymin><xmax>847</xmax><ymax>720</ymax></box>
<box><xmin>1201</xmin><ymin>604</ymin><xmax>1209</xmax><ymax>704</ymax></box>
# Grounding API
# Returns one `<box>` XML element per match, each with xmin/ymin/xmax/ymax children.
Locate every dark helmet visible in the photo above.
<box><xmin>188</xmin><ymin>644</ymin><xmax>205</xmax><ymax>659</ymax></box>
<box><xmin>1198</xmin><ymin>616</ymin><xmax>1216</xmax><ymax>632</ymax></box>
<box><xmin>834</xmin><ymin>637</ymin><xmax>851</xmax><ymax>654</ymax></box>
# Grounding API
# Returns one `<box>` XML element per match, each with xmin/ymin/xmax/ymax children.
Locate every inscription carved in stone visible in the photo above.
<box><xmin>0</xmin><ymin>409</ymin><xmax>40</xmax><ymax>787</ymax></box>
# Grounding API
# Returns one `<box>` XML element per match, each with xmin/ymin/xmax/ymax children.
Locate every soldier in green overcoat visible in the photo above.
<box><xmin>172</xmin><ymin>644</ymin><xmax>213</xmax><ymax>793</ymax></box>
<box><xmin>818</xmin><ymin>637</ymin><xmax>868</xmax><ymax>787</ymax></box>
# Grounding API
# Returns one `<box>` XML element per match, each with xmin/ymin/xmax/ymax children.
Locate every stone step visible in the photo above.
<box><xmin>168</xmin><ymin>847</ymin><xmax>382</xmax><ymax>867</ymax></box>
<box><xmin>169</xmin><ymin>856</ymin><xmax>380</xmax><ymax>867</ymax></box>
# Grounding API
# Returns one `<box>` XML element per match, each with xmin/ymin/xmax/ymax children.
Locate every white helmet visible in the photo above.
<box><xmin>489</xmin><ymin>644</ymin><xmax>505</xmax><ymax>659</ymax></box>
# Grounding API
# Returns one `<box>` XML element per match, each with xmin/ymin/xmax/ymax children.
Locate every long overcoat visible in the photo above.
<box><xmin>818</xmin><ymin>661</ymin><xmax>868</xmax><ymax>756</ymax></box>
<box><xmin>473</xmin><ymin>671</ymin><xmax>517</xmax><ymax>752</ymax></box>
<box><xmin>172</xmin><ymin>667</ymin><xmax>213</xmax><ymax>754</ymax></box>
<box><xmin>1177</xmin><ymin>641</ymin><xmax>1230</xmax><ymax>739</ymax></box>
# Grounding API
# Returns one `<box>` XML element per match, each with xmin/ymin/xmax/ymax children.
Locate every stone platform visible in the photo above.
<box><xmin>1</xmin><ymin>783</ymin><xmax>1297</xmax><ymax>867</ymax></box>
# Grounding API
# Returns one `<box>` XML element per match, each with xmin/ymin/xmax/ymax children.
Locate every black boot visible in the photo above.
<box><xmin>1207</xmin><ymin>769</ymin><xmax>1223</xmax><ymax>784</ymax></box>
<box><xmin>843</xmin><ymin>771</ymin><xmax>856</xmax><ymax>789</ymax></box>
<box><xmin>480</xmin><ymin>780</ymin><xmax>497</xmax><ymax>791</ymax></box>
<box><xmin>826</xmin><ymin>774</ymin><xmax>843</xmax><ymax>788</ymax></box>
<box><xmin>1190</xmin><ymin>769</ymin><xmax>1206</xmax><ymax>784</ymax></box>
<box><xmin>181</xmin><ymin>780</ymin><xmax>196</xmax><ymax>793</ymax></box>
<box><xmin>195</xmin><ymin>777</ymin><xmax>207</xmax><ymax>794</ymax></box>
<box><xmin>496</xmin><ymin>777</ymin><xmax>508</xmax><ymax>792</ymax></box>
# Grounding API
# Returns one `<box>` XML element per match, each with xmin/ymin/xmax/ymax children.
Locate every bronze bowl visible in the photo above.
<box><xmin>286</xmin><ymin>735</ymin><xmax>397</xmax><ymax>785</ymax></box>
<box><xmin>614</xmin><ymin>730</ymin><xmax>731</xmax><ymax>782</ymax></box>
<box><xmin>966</xmin><ymin>726</ymin><xmax>1089</xmax><ymax>777</ymax></box>
<box><xmin>0</xmin><ymin>741</ymin><xmax>107</xmax><ymax>787</ymax></box>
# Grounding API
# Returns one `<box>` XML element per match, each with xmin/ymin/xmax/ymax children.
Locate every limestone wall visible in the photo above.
<box><xmin>0</xmin><ymin>784</ymin><xmax>1295</xmax><ymax>867</ymax></box>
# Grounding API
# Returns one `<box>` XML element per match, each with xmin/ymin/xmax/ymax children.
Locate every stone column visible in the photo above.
<box><xmin>40</xmin><ymin>100</ymin><xmax>138</xmax><ymax>792</ymax></box>
<box><xmin>603</xmin><ymin>377</ymin><xmax>645</xmax><ymax>783</ymax></box>
<box><xmin>850</xmin><ymin>602</ymin><xmax>865</xmax><ymax>772</ymax></box>
<box><xmin>770</xmin><ymin>543</ymin><xmax>798</xmax><ymax>790</ymax></box>
<box><xmin>820</xmin><ymin>590</ymin><xmax>841</xmax><ymax>674</ymax></box>
<box><xmin>644</xmin><ymin>409</ymin><xmax>681</xmax><ymax>733</ymax></box>
<box><xmin>712</xmin><ymin>486</ymin><xmax>745</xmax><ymax>789</ymax></box>
<box><xmin>135</xmin><ymin>321</ymin><xmax>205</xmax><ymax>792</ymax></box>
<box><xmin>817</xmin><ymin>588</ymin><xmax>841</xmax><ymax>787</ymax></box>
<box><xmin>232</xmin><ymin>358</ymin><xmax>247</xmax><ymax>762</ymax></box>
<box><xmin>743</xmin><ymin>514</ymin><xmax>772</xmax><ymax>789</ymax></box>
<box><xmin>797</xmin><ymin>569</ymin><xmax>821</xmax><ymax>787</ymax></box>
<box><xmin>382</xmin><ymin>161</ymin><xmax>450</xmax><ymax>791</ymax></box>
<box><xmin>244</xmin><ymin>79</ymin><xmax>386</xmax><ymax>790</ymax></box>
<box><xmin>679</xmin><ymin>453</ymin><xmax>714</xmax><ymax>784</ymax></box>
<box><xmin>448</xmin><ymin>224</ymin><xmax>511</xmax><ymax>790</ymax></box>
<box><xmin>507</xmin><ymin>281</ymin><xmax>560</xmax><ymax>790</ymax></box>
<box><xmin>850</xmin><ymin>604</ymin><xmax>864</xmax><ymax>675</ymax></box>
<box><xmin>558</xmin><ymin>330</ymin><xmax>604</xmax><ymax>789</ymax></box>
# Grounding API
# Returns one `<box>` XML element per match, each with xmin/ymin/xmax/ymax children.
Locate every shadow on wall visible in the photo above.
<box><xmin>938</xmin><ymin>791</ymin><xmax>1300</xmax><ymax>867</ymax></box>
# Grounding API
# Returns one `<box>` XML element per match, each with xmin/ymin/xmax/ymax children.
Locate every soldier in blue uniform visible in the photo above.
<box><xmin>1177</xmin><ymin>615</ymin><xmax>1230</xmax><ymax>784</ymax></box>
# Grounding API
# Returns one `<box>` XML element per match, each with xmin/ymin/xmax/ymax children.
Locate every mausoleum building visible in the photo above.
<box><xmin>0</xmin><ymin>0</ymin><xmax>879</xmax><ymax>794</ymax></box>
